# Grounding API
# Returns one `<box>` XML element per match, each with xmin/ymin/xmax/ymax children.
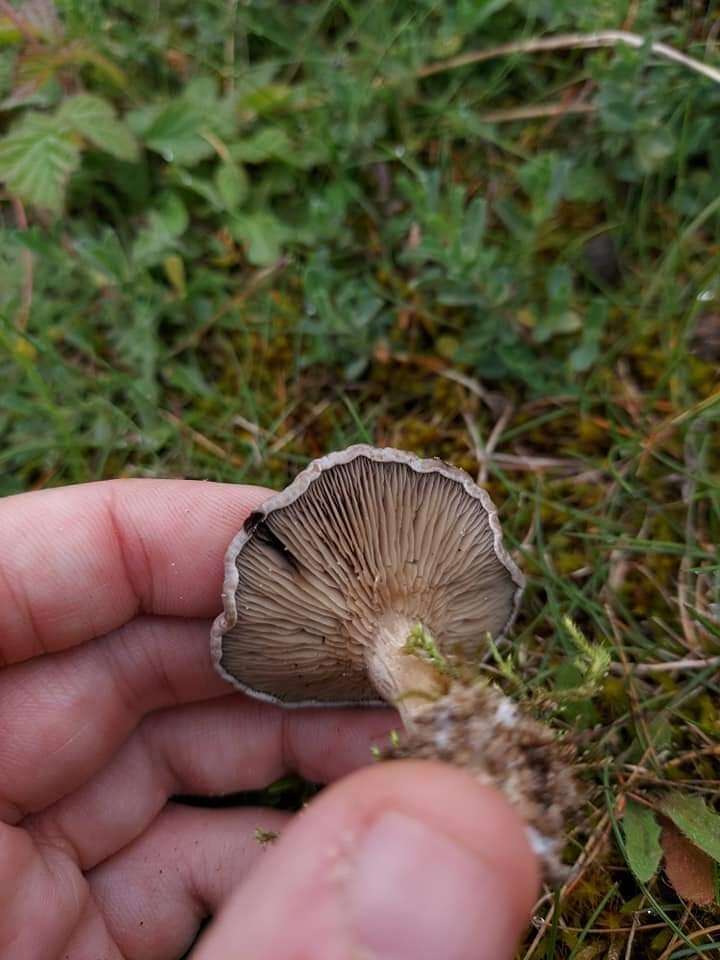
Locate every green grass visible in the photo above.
<box><xmin>2</xmin><ymin>1</ymin><xmax>720</xmax><ymax>956</ymax></box>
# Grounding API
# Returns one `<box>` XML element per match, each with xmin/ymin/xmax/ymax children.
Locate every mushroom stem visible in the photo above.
<box><xmin>381</xmin><ymin>681</ymin><xmax>580</xmax><ymax>885</ymax></box>
<box><xmin>365</xmin><ymin>614</ymin><xmax>449</xmax><ymax>727</ymax></box>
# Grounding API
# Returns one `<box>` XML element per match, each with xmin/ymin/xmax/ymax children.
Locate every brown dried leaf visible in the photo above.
<box><xmin>661</xmin><ymin>820</ymin><xmax>716</xmax><ymax>907</ymax></box>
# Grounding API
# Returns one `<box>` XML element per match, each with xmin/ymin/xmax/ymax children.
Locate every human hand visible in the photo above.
<box><xmin>0</xmin><ymin>479</ymin><xmax>539</xmax><ymax>960</ymax></box>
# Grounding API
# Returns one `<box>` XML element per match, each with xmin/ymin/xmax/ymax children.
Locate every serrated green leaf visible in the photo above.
<box><xmin>134</xmin><ymin>100</ymin><xmax>214</xmax><ymax>165</ymax></box>
<box><xmin>0</xmin><ymin>113</ymin><xmax>80</xmax><ymax>212</ymax></box>
<box><xmin>622</xmin><ymin>801</ymin><xmax>663</xmax><ymax>883</ymax></box>
<box><xmin>215</xmin><ymin>161</ymin><xmax>247</xmax><ymax>211</ymax></box>
<box><xmin>59</xmin><ymin>94</ymin><xmax>139</xmax><ymax>162</ymax></box>
<box><xmin>660</xmin><ymin>794</ymin><xmax>720</xmax><ymax>863</ymax></box>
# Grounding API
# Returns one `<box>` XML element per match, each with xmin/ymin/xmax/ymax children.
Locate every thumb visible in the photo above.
<box><xmin>193</xmin><ymin>760</ymin><xmax>540</xmax><ymax>960</ymax></box>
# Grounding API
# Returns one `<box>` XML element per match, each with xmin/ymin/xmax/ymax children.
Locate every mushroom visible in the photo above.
<box><xmin>211</xmin><ymin>444</ymin><xmax>579</xmax><ymax>882</ymax></box>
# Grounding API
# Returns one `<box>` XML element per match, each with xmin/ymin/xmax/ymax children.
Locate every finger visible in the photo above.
<box><xmin>53</xmin><ymin>901</ymin><xmax>123</xmax><ymax>960</ymax></box>
<box><xmin>2</xmin><ymin>611</ymin><xmax>395</xmax><ymax>823</ymax></box>
<box><xmin>194</xmin><ymin>761</ymin><xmax>540</xmax><ymax>960</ymax></box>
<box><xmin>87</xmin><ymin>803</ymin><xmax>290</xmax><ymax>960</ymax></box>
<box><xmin>0</xmin><ymin>617</ymin><xmax>229</xmax><ymax>821</ymax></box>
<box><xmin>0</xmin><ymin>819</ymin><xmax>88</xmax><ymax>960</ymax></box>
<box><xmin>0</xmin><ymin>478</ymin><xmax>270</xmax><ymax>666</ymax></box>
<box><xmin>0</xmin><ymin>804</ymin><xmax>286</xmax><ymax>960</ymax></box>
<box><xmin>27</xmin><ymin>695</ymin><xmax>396</xmax><ymax>870</ymax></box>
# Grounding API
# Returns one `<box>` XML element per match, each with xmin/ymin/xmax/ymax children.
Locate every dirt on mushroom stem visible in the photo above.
<box><xmin>368</xmin><ymin>619</ymin><xmax>580</xmax><ymax>884</ymax></box>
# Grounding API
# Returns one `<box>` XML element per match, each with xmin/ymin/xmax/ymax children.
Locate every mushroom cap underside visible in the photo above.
<box><xmin>211</xmin><ymin>445</ymin><xmax>523</xmax><ymax>706</ymax></box>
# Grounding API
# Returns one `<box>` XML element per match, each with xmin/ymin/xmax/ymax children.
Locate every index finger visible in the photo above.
<box><xmin>0</xmin><ymin>479</ymin><xmax>271</xmax><ymax>666</ymax></box>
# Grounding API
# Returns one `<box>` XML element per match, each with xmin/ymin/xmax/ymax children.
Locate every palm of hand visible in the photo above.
<box><xmin>0</xmin><ymin>480</ymin><xmax>395</xmax><ymax>959</ymax></box>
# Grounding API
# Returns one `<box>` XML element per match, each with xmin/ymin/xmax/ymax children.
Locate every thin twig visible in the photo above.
<box><xmin>438</xmin><ymin>367</ymin><xmax>503</xmax><ymax>414</ymax></box>
<box><xmin>11</xmin><ymin>196</ymin><xmax>33</xmax><ymax>331</ymax></box>
<box><xmin>656</xmin><ymin>918</ymin><xmax>720</xmax><ymax>960</ymax></box>
<box><xmin>223</xmin><ymin>0</ymin><xmax>239</xmax><ymax>95</ymax></box>
<box><xmin>479</xmin><ymin>402</ymin><xmax>514</xmax><ymax>484</ymax></box>
<box><xmin>483</xmin><ymin>452</ymin><xmax>585</xmax><ymax>471</ymax></box>
<box><xmin>416</xmin><ymin>30</ymin><xmax>720</xmax><ymax>86</ymax></box>
<box><xmin>623</xmin><ymin>910</ymin><xmax>640</xmax><ymax>960</ymax></box>
<box><xmin>607</xmin><ymin>604</ymin><xmax>657</xmax><ymax>770</ymax></box>
<box><xmin>269</xmin><ymin>400</ymin><xmax>331</xmax><ymax>454</ymax></box>
<box><xmin>463</xmin><ymin>411</ymin><xmax>485</xmax><ymax>480</ymax></box>
<box><xmin>623</xmin><ymin>0</ymin><xmax>642</xmax><ymax>32</ymax></box>
<box><xmin>160</xmin><ymin>410</ymin><xmax>246</xmax><ymax>467</ymax></box>
<box><xmin>608</xmin><ymin>655</ymin><xmax>720</xmax><ymax>676</ymax></box>
<box><xmin>463</xmin><ymin>411</ymin><xmax>583</xmax><ymax>474</ymax></box>
<box><xmin>605</xmin><ymin>510</ymin><xmax>648</xmax><ymax>595</ymax></box>
<box><xmin>478</xmin><ymin>101</ymin><xmax>596</xmax><ymax>123</ymax></box>
<box><xmin>678</xmin><ymin>420</ymin><xmax>702</xmax><ymax>651</ymax></box>
<box><xmin>667</xmin><ymin>743</ymin><xmax>720</xmax><ymax>768</ymax></box>
<box><xmin>232</xmin><ymin>415</ymin><xmax>266</xmax><ymax>437</ymax></box>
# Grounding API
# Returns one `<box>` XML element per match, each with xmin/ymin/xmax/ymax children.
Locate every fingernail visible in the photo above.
<box><xmin>350</xmin><ymin>811</ymin><xmax>519</xmax><ymax>960</ymax></box>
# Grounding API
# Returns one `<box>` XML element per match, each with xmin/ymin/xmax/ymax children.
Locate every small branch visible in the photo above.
<box><xmin>417</xmin><ymin>30</ymin><xmax>720</xmax><ymax>87</ymax></box>
<box><xmin>11</xmin><ymin>196</ymin><xmax>33</xmax><ymax>331</ymax></box>
<box><xmin>478</xmin><ymin>101</ymin><xmax>596</xmax><ymax>123</ymax></box>
<box><xmin>608</xmin><ymin>655</ymin><xmax>720</xmax><ymax>676</ymax></box>
<box><xmin>466</xmin><ymin>403</ymin><xmax>514</xmax><ymax>485</ymax></box>
<box><xmin>269</xmin><ymin>400</ymin><xmax>331</xmax><ymax>454</ymax></box>
<box><xmin>160</xmin><ymin>410</ymin><xmax>246</xmax><ymax>467</ymax></box>
<box><xmin>667</xmin><ymin>744</ymin><xmax>720</xmax><ymax>769</ymax></box>
<box><xmin>480</xmin><ymin>451</ymin><xmax>585</xmax><ymax>472</ymax></box>
<box><xmin>223</xmin><ymin>0</ymin><xmax>239</xmax><ymax>95</ymax></box>
<box><xmin>677</xmin><ymin>420</ymin><xmax>703</xmax><ymax>651</ymax></box>
<box><xmin>436</xmin><ymin>367</ymin><xmax>503</xmax><ymax>415</ymax></box>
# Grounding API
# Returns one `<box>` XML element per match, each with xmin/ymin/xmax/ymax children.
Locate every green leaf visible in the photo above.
<box><xmin>215</xmin><ymin>161</ymin><xmax>248</xmax><ymax>211</ymax></box>
<box><xmin>634</xmin><ymin>128</ymin><xmax>676</xmax><ymax>175</ymax></box>
<box><xmin>0</xmin><ymin>49</ymin><xmax>16</xmax><ymax>96</ymax></box>
<box><xmin>131</xmin><ymin>100</ymin><xmax>214</xmax><ymax>165</ymax></box>
<box><xmin>230</xmin><ymin>211</ymin><xmax>288</xmax><ymax>266</ymax></box>
<box><xmin>59</xmin><ymin>94</ymin><xmax>139</xmax><ymax>162</ymax></box>
<box><xmin>0</xmin><ymin>113</ymin><xmax>80</xmax><ymax>212</ymax></box>
<box><xmin>128</xmin><ymin>76</ymin><xmax>235</xmax><ymax>167</ymax></box>
<box><xmin>570</xmin><ymin>299</ymin><xmax>607</xmax><ymax>373</ymax></box>
<box><xmin>231</xmin><ymin>127</ymin><xmax>291</xmax><ymax>164</ymax></box>
<box><xmin>623</xmin><ymin>801</ymin><xmax>663</xmax><ymax>883</ymax></box>
<box><xmin>132</xmin><ymin>192</ymin><xmax>189</xmax><ymax>266</ymax></box>
<box><xmin>518</xmin><ymin>151</ymin><xmax>573</xmax><ymax>225</ymax></box>
<box><xmin>534</xmin><ymin>264</ymin><xmax>579</xmax><ymax>343</ymax></box>
<box><xmin>74</xmin><ymin>229</ymin><xmax>130</xmax><ymax>286</ymax></box>
<box><xmin>660</xmin><ymin>794</ymin><xmax>720</xmax><ymax>863</ymax></box>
